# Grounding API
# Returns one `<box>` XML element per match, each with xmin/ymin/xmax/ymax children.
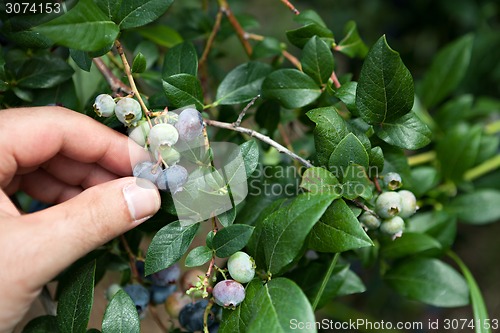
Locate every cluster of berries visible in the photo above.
<box><xmin>93</xmin><ymin>94</ymin><xmax>204</xmax><ymax>194</ymax></box>
<box><xmin>358</xmin><ymin>172</ymin><xmax>418</xmax><ymax>239</ymax></box>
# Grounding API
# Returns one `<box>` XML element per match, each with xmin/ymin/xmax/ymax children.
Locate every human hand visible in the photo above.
<box><xmin>0</xmin><ymin>106</ymin><xmax>161</xmax><ymax>332</ymax></box>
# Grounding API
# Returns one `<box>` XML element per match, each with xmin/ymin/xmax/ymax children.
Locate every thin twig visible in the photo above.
<box><xmin>39</xmin><ymin>286</ymin><xmax>57</xmax><ymax>316</ymax></box>
<box><xmin>218</xmin><ymin>0</ymin><xmax>253</xmax><ymax>57</ymax></box>
<box><xmin>200</xmin><ymin>8</ymin><xmax>224</xmax><ymax>66</ymax></box>
<box><xmin>280</xmin><ymin>0</ymin><xmax>300</xmax><ymax>15</ymax></box>
<box><xmin>203</xmin><ymin>299</ymin><xmax>215</xmax><ymax>333</ymax></box>
<box><xmin>330</xmin><ymin>70</ymin><xmax>341</xmax><ymax>89</ymax></box>
<box><xmin>282</xmin><ymin>50</ymin><xmax>302</xmax><ymax>70</ymax></box>
<box><xmin>120</xmin><ymin>235</ymin><xmax>140</xmax><ymax>282</ymax></box>
<box><xmin>234</xmin><ymin>95</ymin><xmax>260</xmax><ymax>127</ymax></box>
<box><xmin>92</xmin><ymin>58</ymin><xmax>132</xmax><ymax>96</ymax></box>
<box><xmin>349</xmin><ymin>199</ymin><xmax>377</xmax><ymax>216</ymax></box>
<box><xmin>205</xmin><ymin>119</ymin><xmax>313</xmax><ymax>168</ymax></box>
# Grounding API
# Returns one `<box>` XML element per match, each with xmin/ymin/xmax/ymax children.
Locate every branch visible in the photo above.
<box><xmin>218</xmin><ymin>0</ymin><xmax>252</xmax><ymax>57</ymax></box>
<box><xmin>234</xmin><ymin>95</ymin><xmax>260</xmax><ymax>127</ymax></box>
<box><xmin>205</xmin><ymin>119</ymin><xmax>313</xmax><ymax>168</ymax></box>
<box><xmin>280</xmin><ymin>0</ymin><xmax>300</xmax><ymax>15</ymax></box>
<box><xmin>330</xmin><ymin>70</ymin><xmax>341</xmax><ymax>89</ymax></box>
<box><xmin>92</xmin><ymin>58</ymin><xmax>133</xmax><ymax>96</ymax></box>
<box><xmin>200</xmin><ymin>8</ymin><xmax>224</xmax><ymax>66</ymax></box>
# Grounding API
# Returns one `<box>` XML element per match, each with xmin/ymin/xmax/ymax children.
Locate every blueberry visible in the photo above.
<box><xmin>178</xmin><ymin>299</ymin><xmax>215</xmax><ymax>332</ymax></box>
<box><xmin>165</xmin><ymin>291</ymin><xmax>192</xmax><ymax>319</ymax></box>
<box><xmin>105</xmin><ymin>284</ymin><xmax>122</xmax><ymax>301</ymax></box>
<box><xmin>180</xmin><ymin>269</ymin><xmax>205</xmax><ymax>292</ymax></box>
<box><xmin>93</xmin><ymin>94</ymin><xmax>115</xmax><ymax>117</ymax></box>
<box><xmin>150</xmin><ymin>263</ymin><xmax>181</xmax><ymax>287</ymax></box>
<box><xmin>380</xmin><ymin>216</ymin><xmax>405</xmax><ymax>236</ymax></box>
<box><xmin>398</xmin><ymin>190</ymin><xmax>417</xmax><ymax>218</ymax></box>
<box><xmin>175</xmin><ymin>108</ymin><xmax>204</xmax><ymax>142</ymax></box>
<box><xmin>135</xmin><ymin>260</ymin><xmax>145</xmax><ymax>280</ymax></box>
<box><xmin>209</xmin><ymin>322</ymin><xmax>220</xmax><ymax>333</ymax></box>
<box><xmin>358</xmin><ymin>211</ymin><xmax>381</xmax><ymax>230</ymax></box>
<box><xmin>128</xmin><ymin>120</ymin><xmax>151</xmax><ymax>147</ymax></box>
<box><xmin>149</xmin><ymin>123</ymin><xmax>179</xmax><ymax>148</ymax></box>
<box><xmin>156</xmin><ymin>164</ymin><xmax>188</xmax><ymax>194</ymax></box>
<box><xmin>149</xmin><ymin>284</ymin><xmax>176</xmax><ymax>305</ymax></box>
<box><xmin>123</xmin><ymin>284</ymin><xmax>150</xmax><ymax>317</ymax></box>
<box><xmin>375</xmin><ymin>191</ymin><xmax>403</xmax><ymax>219</ymax></box>
<box><xmin>156</xmin><ymin>146</ymin><xmax>181</xmax><ymax>166</ymax></box>
<box><xmin>133</xmin><ymin>161</ymin><xmax>161</xmax><ymax>184</ymax></box>
<box><xmin>212</xmin><ymin>280</ymin><xmax>245</xmax><ymax>308</ymax></box>
<box><xmin>115</xmin><ymin>97</ymin><xmax>142</xmax><ymax>127</ymax></box>
<box><xmin>383</xmin><ymin>172</ymin><xmax>402</xmax><ymax>190</ymax></box>
<box><xmin>227</xmin><ymin>252</ymin><xmax>255</xmax><ymax>284</ymax></box>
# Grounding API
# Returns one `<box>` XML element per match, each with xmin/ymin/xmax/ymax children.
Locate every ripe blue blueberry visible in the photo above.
<box><xmin>149</xmin><ymin>123</ymin><xmax>179</xmax><ymax>148</ymax></box>
<box><xmin>175</xmin><ymin>108</ymin><xmax>204</xmax><ymax>142</ymax></box>
<box><xmin>93</xmin><ymin>94</ymin><xmax>116</xmax><ymax>117</ymax></box>
<box><xmin>149</xmin><ymin>284</ymin><xmax>176</xmax><ymax>305</ymax></box>
<box><xmin>123</xmin><ymin>284</ymin><xmax>150</xmax><ymax>317</ymax></box>
<box><xmin>383</xmin><ymin>172</ymin><xmax>402</xmax><ymax>190</ymax></box>
<box><xmin>375</xmin><ymin>191</ymin><xmax>403</xmax><ymax>219</ymax></box>
<box><xmin>128</xmin><ymin>120</ymin><xmax>151</xmax><ymax>147</ymax></box>
<box><xmin>178</xmin><ymin>299</ymin><xmax>215</xmax><ymax>332</ymax></box>
<box><xmin>115</xmin><ymin>97</ymin><xmax>142</xmax><ymax>127</ymax></box>
<box><xmin>156</xmin><ymin>164</ymin><xmax>188</xmax><ymax>194</ymax></box>
<box><xmin>398</xmin><ymin>190</ymin><xmax>417</xmax><ymax>218</ymax></box>
<box><xmin>212</xmin><ymin>279</ymin><xmax>245</xmax><ymax>308</ymax></box>
<box><xmin>133</xmin><ymin>161</ymin><xmax>161</xmax><ymax>184</ymax></box>
<box><xmin>227</xmin><ymin>252</ymin><xmax>255</xmax><ymax>284</ymax></box>
<box><xmin>380</xmin><ymin>216</ymin><xmax>405</xmax><ymax>237</ymax></box>
<box><xmin>358</xmin><ymin>211</ymin><xmax>381</xmax><ymax>230</ymax></box>
<box><xmin>150</xmin><ymin>263</ymin><xmax>181</xmax><ymax>287</ymax></box>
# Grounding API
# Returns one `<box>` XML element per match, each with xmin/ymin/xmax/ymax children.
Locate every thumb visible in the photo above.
<box><xmin>19</xmin><ymin>177</ymin><xmax>160</xmax><ymax>287</ymax></box>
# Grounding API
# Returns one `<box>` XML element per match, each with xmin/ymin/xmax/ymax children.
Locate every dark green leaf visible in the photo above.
<box><xmin>368</xmin><ymin>146</ymin><xmax>384</xmax><ymax>178</ymax></box>
<box><xmin>34</xmin><ymin>0</ymin><xmax>119</xmax><ymax>51</ymax></box>
<box><xmin>381</xmin><ymin>232</ymin><xmax>442</xmax><ymax>259</ymax></box>
<box><xmin>340</xmin><ymin>164</ymin><xmax>374</xmax><ymax>200</ymax></box>
<box><xmin>300</xmin><ymin>167</ymin><xmax>340</xmax><ymax>195</ymax></box>
<box><xmin>334</xmin><ymin>81</ymin><xmax>357</xmax><ymax>114</ymax></box>
<box><xmin>255</xmin><ymin>100</ymin><xmax>280</xmax><ymax>134</ymax></box>
<box><xmin>294</xmin><ymin>10</ymin><xmax>327</xmax><ymax>27</ymax></box>
<box><xmin>213</xmin><ymin>224</ymin><xmax>254</xmax><ymax>258</ymax></box>
<box><xmin>308</xmin><ymin>198</ymin><xmax>373</xmax><ymax>253</ymax></box>
<box><xmin>301</xmin><ymin>36</ymin><xmax>334</xmax><ymax>85</ymax></box>
<box><xmin>240</xmin><ymin>140</ymin><xmax>260</xmax><ymax>178</ymax></box>
<box><xmin>101</xmin><ymin>290</ymin><xmax>140</xmax><ymax>333</ymax></box>
<box><xmin>382</xmin><ymin>146</ymin><xmax>412</xmax><ymax>183</ymax></box>
<box><xmin>70</xmin><ymin>49</ymin><xmax>92</xmax><ymax>72</ymax></box>
<box><xmin>385</xmin><ymin>258</ymin><xmax>469</xmax><ymax>307</ymax></box>
<box><xmin>418</xmin><ymin>34</ymin><xmax>474</xmax><ymax>108</ymax></box>
<box><xmin>356</xmin><ymin>35</ymin><xmax>414</xmax><ymax>124</ymax></box>
<box><xmin>336</xmin><ymin>21</ymin><xmax>368</xmax><ymax>58</ymax></box>
<box><xmin>145</xmin><ymin>221</ymin><xmax>199</xmax><ymax>275</ymax></box>
<box><xmin>17</xmin><ymin>55</ymin><xmax>74</xmax><ymax>89</ymax></box>
<box><xmin>252</xmin><ymin>193</ymin><xmax>336</xmax><ymax>275</ymax></box>
<box><xmin>137</xmin><ymin>25</ymin><xmax>183</xmax><ymax>48</ymax></box>
<box><xmin>22</xmin><ymin>316</ymin><xmax>59</xmax><ymax>333</ymax></box>
<box><xmin>185</xmin><ymin>246</ymin><xmax>213</xmax><ymax>267</ymax></box>
<box><xmin>328</xmin><ymin>133</ymin><xmax>369</xmax><ymax>180</ymax></box>
<box><xmin>375</xmin><ymin>112</ymin><xmax>432</xmax><ymax>149</ymax></box>
<box><xmin>434</xmin><ymin>94</ymin><xmax>474</xmax><ymax>130</ymax></box>
<box><xmin>286</xmin><ymin>23</ymin><xmax>334</xmax><ymax>49</ymax></box>
<box><xmin>407</xmin><ymin>211</ymin><xmax>457</xmax><ymax>250</ymax></box>
<box><xmin>57</xmin><ymin>261</ymin><xmax>96</xmax><ymax>333</ymax></box>
<box><xmin>131</xmin><ymin>52</ymin><xmax>146</xmax><ymax>73</ymax></box>
<box><xmin>162</xmin><ymin>42</ymin><xmax>198</xmax><ymax>78</ymax></box>
<box><xmin>262</xmin><ymin>69</ymin><xmax>321</xmax><ymax>109</ymax></box>
<box><xmin>215</xmin><ymin>62</ymin><xmax>272</xmax><ymax>105</ymax></box>
<box><xmin>252</xmin><ymin>37</ymin><xmax>283</xmax><ymax>59</ymax></box>
<box><xmin>219</xmin><ymin>280</ymin><xmax>261</xmax><ymax>333</ymax></box>
<box><xmin>407</xmin><ymin>166</ymin><xmax>440</xmax><ymax>198</ymax></box>
<box><xmin>217</xmin><ymin>205</ymin><xmax>236</xmax><ymax>227</ymax></box>
<box><xmin>306</xmin><ymin>106</ymin><xmax>349</xmax><ymax>167</ymax></box>
<box><xmin>446</xmin><ymin>189</ymin><xmax>500</xmax><ymax>224</ymax></box>
<box><xmin>162</xmin><ymin>74</ymin><xmax>204</xmax><ymax>110</ymax></box>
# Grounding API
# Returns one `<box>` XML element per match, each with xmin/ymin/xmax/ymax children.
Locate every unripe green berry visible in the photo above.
<box><xmin>128</xmin><ymin>120</ymin><xmax>150</xmax><ymax>147</ymax></box>
<box><xmin>105</xmin><ymin>283</ymin><xmax>122</xmax><ymax>301</ymax></box>
<box><xmin>149</xmin><ymin>123</ymin><xmax>179</xmax><ymax>148</ymax></box>
<box><xmin>383</xmin><ymin>172</ymin><xmax>402</xmax><ymax>190</ymax></box>
<box><xmin>358</xmin><ymin>212</ymin><xmax>381</xmax><ymax>230</ymax></box>
<box><xmin>115</xmin><ymin>97</ymin><xmax>142</xmax><ymax>127</ymax></box>
<box><xmin>156</xmin><ymin>146</ymin><xmax>181</xmax><ymax>165</ymax></box>
<box><xmin>398</xmin><ymin>190</ymin><xmax>417</xmax><ymax>218</ymax></box>
<box><xmin>380</xmin><ymin>216</ymin><xmax>405</xmax><ymax>236</ymax></box>
<box><xmin>93</xmin><ymin>94</ymin><xmax>116</xmax><ymax>117</ymax></box>
<box><xmin>227</xmin><ymin>251</ymin><xmax>255</xmax><ymax>284</ymax></box>
<box><xmin>375</xmin><ymin>191</ymin><xmax>403</xmax><ymax>219</ymax></box>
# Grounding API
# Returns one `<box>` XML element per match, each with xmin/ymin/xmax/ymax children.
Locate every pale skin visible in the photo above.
<box><xmin>0</xmin><ymin>107</ymin><xmax>161</xmax><ymax>332</ymax></box>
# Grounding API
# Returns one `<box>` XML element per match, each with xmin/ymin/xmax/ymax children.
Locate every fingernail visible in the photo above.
<box><xmin>123</xmin><ymin>179</ymin><xmax>161</xmax><ymax>222</ymax></box>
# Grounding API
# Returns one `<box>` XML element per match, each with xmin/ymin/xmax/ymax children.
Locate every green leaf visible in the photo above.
<box><xmin>213</xmin><ymin>224</ymin><xmax>254</xmax><ymax>258</ymax></box>
<box><xmin>162</xmin><ymin>42</ymin><xmax>198</xmax><ymax>78</ymax></box>
<box><xmin>131</xmin><ymin>52</ymin><xmax>146</xmax><ymax>74</ymax></box>
<box><xmin>145</xmin><ymin>221</ymin><xmax>199</xmax><ymax>275</ymax></box>
<box><xmin>95</xmin><ymin>0</ymin><xmax>174</xmax><ymax>30</ymax></box>
<box><xmin>286</xmin><ymin>23</ymin><xmax>334</xmax><ymax>49</ymax></box>
<box><xmin>375</xmin><ymin>112</ymin><xmax>432</xmax><ymax>149</ymax></box>
<box><xmin>381</xmin><ymin>232</ymin><xmax>442</xmax><ymax>259</ymax></box>
<box><xmin>306</xmin><ymin>106</ymin><xmax>349</xmax><ymax>167</ymax></box>
<box><xmin>252</xmin><ymin>193</ymin><xmax>336</xmax><ymax>275</ymax></box>
<box><xmin>215</xmin><ymin>62</ymin><xmax>272</xmax><ymax>105</ymax></box>
<box><xmin>368</xmin><ymin>146</ymin><xmax>384</xmax><ymax>178</ymax></box>
<box><xmin>385</xmin><ymin>258</ymin><xmax>469</xmax><ymax>307</ymax></box>
<box><xmin>334</xmin><ymin>81</ymin><xmax>357</xmax><ymax>114</ymax></box>
<box><xmin>328</xmin><ymin>133</ymin><xmax>369</xmax><ymax>180</ymax></box>
<box><xmin>162</xmin><ymin>74</ymin><xmax>204</xmax><ymax>110</ymax></box>
<box><xmin>407</xmin><ymin>211</ymin><xmax>457</xmax><ymax>250</ymax></box>
<box><xmin>436</xmin><ymin>124</ymin><xmax>482</xmax><ymax>182</ymax></box>
<box><xmin>57</xmin><ymin>261</ymin><xmax>96</xmax><ymax>333</ymax></box>
<box><xmin>294</xmin><ymin>10</ymin><xmax>327</xmax><ymax>27</ymax></box>
<box><xmin>34</xmin><ymin>0</ymin><xmax>119</xmax><ymax>52</ymax></box>
<box><xmin>101</xmin><ymin>290</ymin><xmax>140</xmax><ymax>333</ymax></box>
<box><xmin>70</xmin><ymin>49</ymin><xmax>92</xmax><ymax>72</ymax></box>
<box><xmin>340</xmin><ymin>164</ymin><xmax>373</xmax><ymax>200</ymax></box>
<box><xmin>407</xmin><ymin>166</ymin><xmax>440</xmax><ymax>198</ymax></box>
<box><xmin>185</xmin><ymin>246</ymin><xmax>213</xmax><ymax>267</ymax></box>
<box><xmin>217</xmin><ymin>205</ymin><xmax>236</xmax><ymax>227</ymax></box>
<box><xmin>240</xmin><ymin>140</ymin><xmax>260</xmax><ymax>178</ymax></box>
<box><xmin>252</xmin><ymin>37</ymin><xmax>283</xmax><ymax>59</ymax></box>
<box><xmin>262</xmin><ymin>69</ymin><xmax>321</xmax><ymax>109</ymax></box>
<box><xmin>301</xmin><ymin>36</ymin><xmax>334</xmax><ymax>85</ymax></box>
<box><xmin>446</xmin><ymin>189</ymin><xmax>500</xmax><ymax>224</ymax></box>
<box><xmin>356</xmin><ymin>35</ymin><xmax>414</xmax><ymax>124</ymax></box>
<box><xmin>336</xmin><ymin>21</ymin><xmax>368</xmax><ymax>58</ymax></box>
<box><xmin>308</xmin><ymin>198</ymin><xmax>373</xmax><ymax>253</ymax></box>
<box><xmin>299</xmin><ymin>167</ymin><xmax>340</xmax><ymax>195</ymax></box>
<box><xmin>255</xmin><ymin>100</ymin><xmax>281</xmax><ymax>134</ymax></box>
<box><xmin>137</xmin><ymin>25</ymin><xmax>183</xmax><ymax>48</ymax></box>
<box><xmin>22</xmin><ymin>316</ymin><xmax>59</xmax><ymax>333</ymax></box>
<box><xmin>418</xmin><ymin>34</ymin><xmax>474</xmax><ymax>108</ymax></box>
<box><xmin>222</xmin><ymin>278</ymin><xmax>316</xmax><ymax>333</ymax></box>
<box><xmin>17</xmin><ymin>55</ymin><xmax>74</xmax><ymax>89</ymax></box>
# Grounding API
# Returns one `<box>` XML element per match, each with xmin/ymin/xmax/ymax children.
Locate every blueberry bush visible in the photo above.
<box><xmin>1</xmin><ymin>0</ymin><xmax>500</xmax><ymax>332</ymax></box>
